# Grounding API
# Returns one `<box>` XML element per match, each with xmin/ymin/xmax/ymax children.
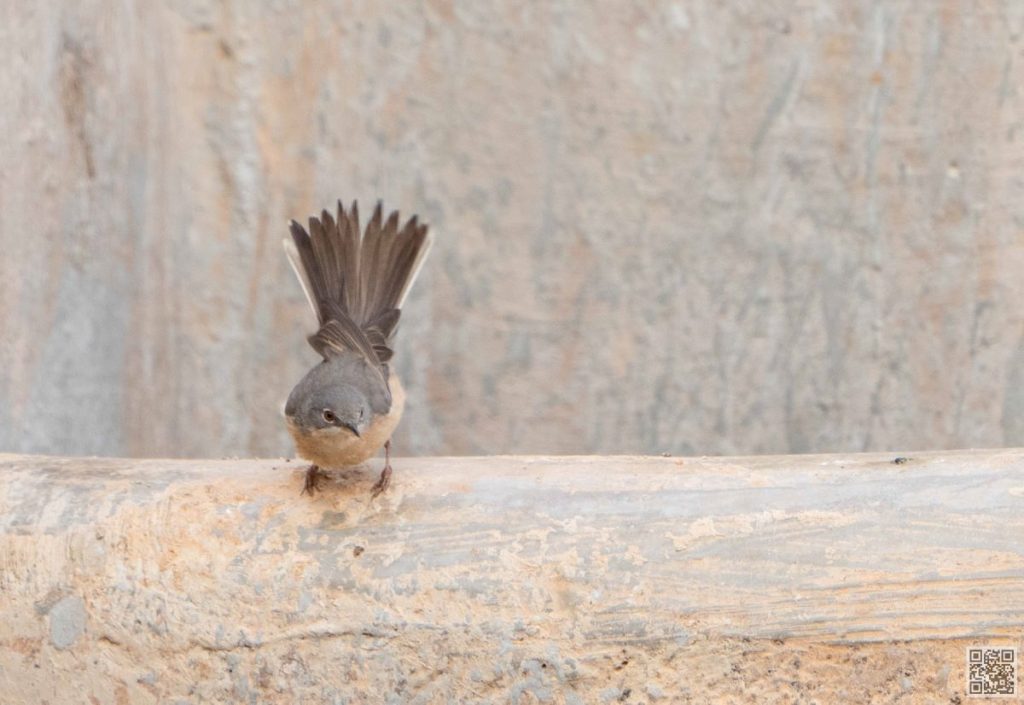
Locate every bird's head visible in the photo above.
<box><xmin>285</xmin><ymin>365</ymin><xmax>370</xmax><ymax>438</ymax></box>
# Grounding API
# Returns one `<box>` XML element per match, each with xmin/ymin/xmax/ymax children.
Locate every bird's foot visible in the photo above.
<box><xmin>370</xmin><ymin>463</ymin><xmax>392</xmax><ymax>498</ymax></box>
<box><xmin>370</xmin><ymin>440</ymin><xmax>393</xmax><ymax>498</ymax></box>
<box><xmin>302</xmin><ymin>465</ymin><xmax>324</xmax><ymax>495</ymax></box>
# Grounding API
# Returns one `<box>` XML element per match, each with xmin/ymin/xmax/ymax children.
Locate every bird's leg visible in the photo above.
<box><xmin>371</xmin><ymin>440</ymin><xmax>393</xmax><ymax>497</ymax></box>
<box><xmin>302</xmin><ymin>464</ymin><xmax>324</xmax><ymax>495</ymax></box>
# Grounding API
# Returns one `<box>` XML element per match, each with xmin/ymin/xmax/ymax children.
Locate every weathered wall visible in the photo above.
<box><xmin>2</xmin><ymin>450</ymin><xmax>1024</xmax><ymax>703</ymax></box>
<box><xmin>2</xmin><ymin>1</ymin><xmax>1024</xmax><ymax>458</ymax></box>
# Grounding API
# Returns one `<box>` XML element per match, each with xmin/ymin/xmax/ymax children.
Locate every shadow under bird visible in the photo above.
<box><xmin>283</xmin><ymin>200</ymin><xmax>433</xmax><ymax>496</ymax></box>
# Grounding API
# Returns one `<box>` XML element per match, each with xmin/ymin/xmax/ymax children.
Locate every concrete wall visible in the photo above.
<box><xmin>2</xmin><ymin>1</ymin><xmax>1023</xmax><ymax>459</ymax></box>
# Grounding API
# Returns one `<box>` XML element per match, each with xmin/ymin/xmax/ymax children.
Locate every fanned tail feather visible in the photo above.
<box><xmin>284</xmin><ymin>199</ymin><xmax>432</xmax><ymax>368</ymax></box>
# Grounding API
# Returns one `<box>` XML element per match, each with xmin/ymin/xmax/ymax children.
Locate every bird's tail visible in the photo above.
<box><xmin>284</xmin><ymin>200</ymin><xmax>433</xmax><ymax>351</ymax></box>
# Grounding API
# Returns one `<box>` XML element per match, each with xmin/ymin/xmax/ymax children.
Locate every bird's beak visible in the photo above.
<box><xmin>342</xmin><ymin>423</ymin><xmax>360</xmax><ymax>437</ymax></box>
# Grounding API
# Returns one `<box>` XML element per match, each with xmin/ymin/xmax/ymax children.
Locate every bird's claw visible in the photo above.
<box><xmin>302</xmin><ymin>465</ymin><xmax>323</xmax><ymax>495</ymax></box>
<box><xmin>370</xmin><ymin>463</ymin><xmax>392</xmax><ymax>498</ymax></box>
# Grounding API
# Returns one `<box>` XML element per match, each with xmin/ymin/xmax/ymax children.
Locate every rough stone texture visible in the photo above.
<box><xmin>2</xmin><ymin>450</ymin><xmax>1024</xmax><ymax>702</ymax></box>
<box><xmin>2</xmin><ymin>2</ymin><xmax>1024</xmax><ymax>459</ymax></box>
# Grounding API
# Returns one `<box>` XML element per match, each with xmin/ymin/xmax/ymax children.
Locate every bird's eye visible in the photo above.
<box><xmin>322</xmin><ymin>409</ymin><xmax>337</xmax><ymax>424</ymax></box>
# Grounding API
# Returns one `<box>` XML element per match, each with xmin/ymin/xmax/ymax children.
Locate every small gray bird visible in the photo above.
<box><xmin>283</xmin><ymin>199</ymin><xmax>432</xmax><ymax>496</ymax></box>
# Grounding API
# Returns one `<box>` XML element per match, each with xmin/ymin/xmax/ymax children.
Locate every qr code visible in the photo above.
<box><xmin>967</xmin><ymin>647</ymin><xmax>1017</xmax><ymax>697</ymax></box>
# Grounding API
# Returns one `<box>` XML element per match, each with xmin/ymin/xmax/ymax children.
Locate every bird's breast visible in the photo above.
<box><xmin>287</xmin><ymin>372</ymin><xmax>405</xmax><ymax>468</ymax></box>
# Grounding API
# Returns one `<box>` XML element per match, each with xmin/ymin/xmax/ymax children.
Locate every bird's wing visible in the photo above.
<box><xmin>284</xmin><ymin>199</ymin><xmax>432</xmax><ymax>371</ymax></box>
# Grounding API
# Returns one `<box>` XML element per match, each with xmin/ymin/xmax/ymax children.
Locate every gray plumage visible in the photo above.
<box><xmin>283</xmin><ymin>200</ymin><xmax>432</xmax><ymax>478</ymax></box>
<box><xmin>284</xmin><ymin>353</ymin><xmax>390</xmax><ymax>436</ymax></box>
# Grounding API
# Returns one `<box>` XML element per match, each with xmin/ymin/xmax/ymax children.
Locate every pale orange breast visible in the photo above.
<box><xmin>287</xmin><ymin>372</ymin><xmax>405</xmax><ymax>468</ymax></box>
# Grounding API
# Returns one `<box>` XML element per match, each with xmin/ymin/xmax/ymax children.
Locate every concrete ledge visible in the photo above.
<box><xmin>1</xmin><ymin>451</ymin><xmax>1023</xmax><ymax>703</ymax></box>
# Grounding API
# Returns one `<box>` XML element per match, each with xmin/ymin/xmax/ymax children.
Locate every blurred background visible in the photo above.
<box><xmin>2</xmin><ymin>1</ymin><xmax>1023</xmax><ymax>459</ymax></box>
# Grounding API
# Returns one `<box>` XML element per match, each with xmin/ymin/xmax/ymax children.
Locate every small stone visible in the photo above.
<box><xmin>49</xmin><ymin>595</ymin><xmax>86</xmax><ymax>650</ymax></box>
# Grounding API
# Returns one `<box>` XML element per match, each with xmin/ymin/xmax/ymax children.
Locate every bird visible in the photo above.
<box><xmin>282</xmin><ymin>199</ymin><xmax>432</xmax><ymax>496</ymax></box>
